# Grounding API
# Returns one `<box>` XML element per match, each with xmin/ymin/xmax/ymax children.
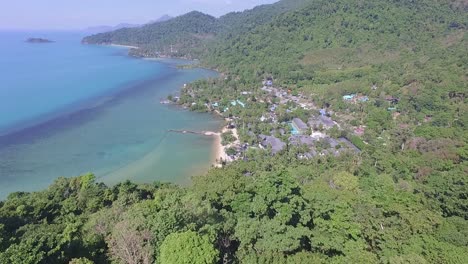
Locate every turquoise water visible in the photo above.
<box><xmin>0</xmin><ymin>31</ymin><xmax>221</xmax><ymax>199</ymax></box>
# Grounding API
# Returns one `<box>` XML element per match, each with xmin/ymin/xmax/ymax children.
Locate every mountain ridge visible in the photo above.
<box><xmin>83</xmin><ymin>15</ymin><xmax>173</xmax><ymax>34</ymax></box>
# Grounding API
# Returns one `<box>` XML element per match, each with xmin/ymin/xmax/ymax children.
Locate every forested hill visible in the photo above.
<box><xmin>1</xmin><ymin>0</ymin><xmax>467</xmax><ymax>263</ymax></box>
<box><xmin>82</xmin><ymin>11</ymin><xmax>218</xmax><ymax>58</ymax></box>
<box><xmin>82</xmin><ymin>0</ymin><xmax>308</xmax><ymax>58</ymax></box>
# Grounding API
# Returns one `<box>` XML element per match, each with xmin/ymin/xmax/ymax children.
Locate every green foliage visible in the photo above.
<box><xmin>159</xmin><ymin>231</ymin><xmax>219</xmax><ymax>264</ymax></box>
<box><xmin>83</xmin><ymin>11</ymin><xmax>219</xmax><ymax>58</ymax></box>
<box><xmin>3</xmin><ymin>0</ymin><xmax>467</xmax><ymax>263</ymax></box>
<box><xmin>69</xmin><ymin>258</ymin><xmax>94</xmax><ymax>264</ymax></box>
<box><xmin>221</xmin><ymin>131</ymin><xmax>236</xmax><ymax>146</ymax></box>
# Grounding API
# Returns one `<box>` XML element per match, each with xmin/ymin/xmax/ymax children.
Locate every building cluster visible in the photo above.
<box><xmin>180</xmin><ymin>77</ymin><xmax>365</xmax><ymax>162</ymax></box>
<box><xmin>255</xmin><ymin>79</ymin><xmax>362</xmax><ymax>159</ymax></box>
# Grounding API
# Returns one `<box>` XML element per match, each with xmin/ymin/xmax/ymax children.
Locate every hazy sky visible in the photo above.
<box><xmin>0</xmin><ymin>0</ymin><xmax>279</xmax><ymax>30</ymax></box>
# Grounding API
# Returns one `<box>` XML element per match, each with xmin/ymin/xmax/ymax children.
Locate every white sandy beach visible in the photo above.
<box><xmin>211</xmin><ymin>125</ymin><xmax>239</xmax><ymax>168</ymax></box>
<box><xmin>110</xmin><ymin>44</ymin><xmax>139</xmax><ymax>49</ymax></box>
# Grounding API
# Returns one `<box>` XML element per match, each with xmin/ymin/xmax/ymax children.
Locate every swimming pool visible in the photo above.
<box><xmin>289</xmin><ymin>122</ymin><xmax>301</xmax><ymax>135</ymax></box>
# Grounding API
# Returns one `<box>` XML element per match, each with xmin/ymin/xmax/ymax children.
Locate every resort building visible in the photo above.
<box><xmin>343</xmin><ymin>94</ymin><xmax>356</xmax><ymax>101</ymax></box>
<box><xmin>259</xmin><ymin>135</ymin><xmax>286</xmax><ymax>154</ymax></box>
<box><xmin>338</xmin><ymin>137</ymin><xmax>361</xmax><ymax>153</ymax></box>
<box><xmin>308</xmin><ymin>116</ymin><xmax>336</xmax><ymax>130</ymax></box>
<box><xmin>291</xmin><ymin>118</ymin><xmax>309</xmax><ymax>135</ymax></box>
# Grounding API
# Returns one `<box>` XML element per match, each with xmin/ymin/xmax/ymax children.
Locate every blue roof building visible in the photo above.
<box><xmin>319</xmin><ymin>109</ymin><xmax>327</xmax><ymax>116</ymax></box>
<box><xmin>359</xmin><ymin>96</ymin><xmax>369</xmax><ymax>102</ymax></box>
<box><xmin>237</xmin><ymin>100</ymin><xmax>246</xmax><ymax>108</ymax></box>
<box><xmin>343</xmin><ymin>94</ymin><xmax>356</xmax><ymax>101</ymax></box>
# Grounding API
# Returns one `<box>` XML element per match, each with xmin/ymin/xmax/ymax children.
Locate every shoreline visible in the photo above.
<box><xmin>109</xmin><ymin>44</ymin><xmax>140</xmax><ymax>49</ymax></box>
<box><xmin>94</xmin><ymin>41</ymin><xmax>227</xmax><ymax>170</ymax></box>
<box><xmin>109</xmin><ymin>40</ymin><xmax>227</xmax><ymax>171</ymax></box>
<box><xmin>210</xmin><ymin>120</ymin><xmax>239</xmax><ymax>168</ymax></box>
<box><xmin>0</xmin><ymin>63</ymin><xmax>220</xmax><ymax>198</ymax></box>
<box><xmin>104</xmin><ymin>42</ymin><xmax>221</xmax><ymax>73</ymax></box>
<box><xmin>0</xmin><ymin>37</ymin><xmax>223</xmax><ymax>198</ymax></box>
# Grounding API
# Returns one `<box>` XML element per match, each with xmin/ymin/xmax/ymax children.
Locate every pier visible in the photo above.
<box><xmin>168</xmin><ymin>129</ymin><xmax>219</xmax><ymax>136</ymax></box>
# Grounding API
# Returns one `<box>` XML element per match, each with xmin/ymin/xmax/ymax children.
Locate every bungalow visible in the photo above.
<box><xmin>231</xmin><ymin>100</ymin><xmax>246</xmax><ymax>108</ymax></box>
<box><xmin>261</xmin><ymin>86</ymin><xmax>273</xmax><ymax>93</ymax></box>
<box><xmin>358</xmin><ymin>96</ymin><xmax>369</xmax><ymax>102</ymax></box>
<box><xmin>319</xmin><ymin>109</ymin><xmax>327</xmax><ymax>117</ymax></box>
<box><xmin>338</xmin><ymin>137</ymin><xmax>361</xmax><ymax>153</ymax></box>
<box><xmin>291</xmin><ymin>118</ymin><xmax>309</xmax><ymax>134</ymax></box>
<box><xmin>290</xmin><ymin>135</ymin><xmax>315</xmax><ymax>147</ymax></box>
<box><xmin>343</xmin><ymin>94</ymin><xmax>356</xmax><ymax>101</ymax></box>
<box><xmin>385</xmin><ymin>96</ymin><xmax>400</xmax><ymax>104</ymax></box>
<box><xmin>237</xmin><ymin>100</ymin><xmax>246</xmax><ymax>108</ymax></box>
<box><xmin>308</xmin><ymin>116</ymin><xmax>336</xmax><ymax>130</ymax></box>
<box><xmin>270</xmin><ymin>104</ymin><xmax>278</xmax><ymax>112</ymax></box>
<box><xmin>354</xmin><ymin>126</ymin><xmax>365</xmax><ymax>136</ymax></box>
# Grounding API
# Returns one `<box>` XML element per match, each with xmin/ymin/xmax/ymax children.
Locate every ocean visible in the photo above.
<box><xmin>0</xmin><ymin>31</ymin><xmax>221</xmax><ymax>199</ymax></box>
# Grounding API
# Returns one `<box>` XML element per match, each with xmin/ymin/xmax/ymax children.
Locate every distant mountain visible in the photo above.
<box><xmin>147</xmin><ymin>14</ymin><xmax>173</xmax><ymax>24</ymax></box>
<box><xmin>84</xmin><ymin>15</ymin><xmax>173</xmax><ymax>34</ymax></box>
<box><xmin>82</xmin><ymin>0</ymin><xmax>306</xmax><ymax>58</ymax></box>
<box><xmin>85</xmin><ymin>23</ymin><xmax>140</xmax><ymax>34</ymax></box>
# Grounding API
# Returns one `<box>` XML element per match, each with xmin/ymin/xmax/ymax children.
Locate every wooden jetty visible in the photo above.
<box><xmin>168</xmin><ymin>129</ymin><xmax>219</xmax><ymax>136</ymax></box>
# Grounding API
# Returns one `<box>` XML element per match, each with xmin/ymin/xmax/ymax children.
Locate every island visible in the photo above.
<box><xmin>26</xmin><ymin>38</ymin><xmax>54</xmax><ymax>43</ymax></box>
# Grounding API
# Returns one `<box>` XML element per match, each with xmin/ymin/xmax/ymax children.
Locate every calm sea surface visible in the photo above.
<box><xmin>0</xmin><ymin>31</ymin><xmax>221</xmax><ymax>199</ymax></box>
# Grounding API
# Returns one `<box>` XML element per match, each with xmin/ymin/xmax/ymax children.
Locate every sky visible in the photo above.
<box><xmin>0</xmin><ymin>0</ymin><xmax>279</xmax><ymax>30</ymax></box>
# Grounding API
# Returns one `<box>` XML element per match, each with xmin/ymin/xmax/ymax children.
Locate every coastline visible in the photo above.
<box><xmin>110</xmin><ymin>44</ymin><xmax>140</xmax><ymax>49</ymax></box>
<box><xmin>0</xmin><ymin>38</ymin><xmax>221</xmax><ymax>198</ymax></box>
<box><xmin>102</xmin><ymin>41</ymin><xmax>224</xmax><ymax>167</ymax></box>
<box><xmin>212</xmin><ymin>132</ymin><xmax>224</xmax><ymax>168</ymax></box>
<box><xmin>93</xmin><ymin>41</ymin><xmax>227</xmax><ymax>171</ymax></box>
<box><xmin>210</xmin><ymin>120</ymin><xmax>239</xmax><ymax>168</ymax></box>
<box><xmin>103</xmin><ymin>42</ymin><xmax>221</xmax><ymax>73</ymax></box>
<box><xmin>109</xmin><ymin>41</ymin><xmax>227</xmax><ymax>172</ymax></box>
<box><xmin>107</xmin><ymin>42</ymin><xmax>229</xmax><ymax>174</ymax></box>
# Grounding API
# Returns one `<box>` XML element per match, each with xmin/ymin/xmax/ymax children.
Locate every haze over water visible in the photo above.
<box><xmin>0</xmin><ymin>31</ymin><xmax>221</xmax><ymax>199</ymax></box>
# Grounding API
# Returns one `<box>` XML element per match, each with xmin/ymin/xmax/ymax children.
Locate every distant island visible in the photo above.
<box><xmin>26</xmin><ymin>38</ymin><xmax>54</xmax><ymax>43</ymax></box>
